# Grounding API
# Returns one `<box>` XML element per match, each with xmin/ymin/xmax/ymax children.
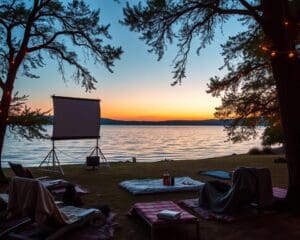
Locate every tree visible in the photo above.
<box><xmin>0</xmin><ymin>0</ymin><xmax>122</xmax><ymax>181</ymax></box>
<box><xmin>207</xmin><ymin>29</ymin><xmax>282</xmax><ymax>145</ymax></box>
<box><xmin>122</xmin><ymin>0</ymin><xmax>300</xmax><ymax>209</ymax></box>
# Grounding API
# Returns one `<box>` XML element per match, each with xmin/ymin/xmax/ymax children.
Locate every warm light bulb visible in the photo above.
<box><xmin>261</xmin><ymin>46</ymin><xmax>268</xmax><ymax>51</ymax></box>
<box><xmin>261</xmin><ymin>46</ymin><xmax>269</xmax><ymax>52</ymax></box>
<box><xmin>288</xmin><ymin>51</ymin><xmax>295</xmax><ymax>58</ymax></box>
<box><xmin>271</xmin><ymin>51</ymin><xmax>277</xmax><ymax>57</ymax></box>
<box><xmin>283</xmin><ymin>21</ymin><xmax>289</xmax><ymax>26</ymax></box>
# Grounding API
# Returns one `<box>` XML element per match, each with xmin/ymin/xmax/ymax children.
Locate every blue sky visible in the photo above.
<box><xmin>15</xmin><ymin>0</ymin><xmax>245</xmax><ymax>120</ymax></box>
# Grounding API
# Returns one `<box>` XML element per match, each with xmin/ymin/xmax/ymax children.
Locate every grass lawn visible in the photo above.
<box><xmin>3</xmin><ymin>154</ymin><xmax>300</xmax><ymax>240</ymax></box>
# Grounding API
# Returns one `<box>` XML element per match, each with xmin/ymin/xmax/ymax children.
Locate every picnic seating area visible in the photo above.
<box><xmin>1</xmin><ymin>154</ymin><xmax>300</xmax><ymax>240</ymax></box>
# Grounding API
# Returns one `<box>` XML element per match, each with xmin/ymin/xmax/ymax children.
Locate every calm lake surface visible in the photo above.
<box><xmin>2</xmin><ymin>125</ymin><xmax>264</xmax><ymax>167</ymax></box>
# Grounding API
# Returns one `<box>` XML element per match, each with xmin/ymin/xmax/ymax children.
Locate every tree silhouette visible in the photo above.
<box><xmin>123</xmin><ymin>0</ymin><xmax>300</xmax><ymax>210</ymax></box>
<box><xmin>207</xmin><ymin>29</ymin><xmax>282</xmax><ymax>145</ymax></box>
<box><xmin>0</xmin><ymin>0</ymin><xmax>122</xmax><ymax>181</ymax></box>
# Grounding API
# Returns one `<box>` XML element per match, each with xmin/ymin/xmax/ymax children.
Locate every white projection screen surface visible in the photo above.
<box><xmin>52</xmin><ymin>96</ymin><xmax>100</xmax><ymax>140</ymax></box>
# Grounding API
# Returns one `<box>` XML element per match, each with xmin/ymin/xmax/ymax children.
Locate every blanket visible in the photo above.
<box><xmin>179</xmin><ymin>187</ymin><xmax>286</xmax><ymax>222</ymax></box>
<box><xmin>199</xmin><ymin>167</ymin><xmax>273</xmax><ymax>213</ymax></box>
<box><xmin>119</xmin><ymin>177</ymin><xmax>204</xmax><ymax>195</ymax></box>
<box><xmin>199</xmin><ymin>170</ymin><xmax>232</xmax><ymax>180</ymax></box>
<box><xmin>7</xmin><ymin>177</ymin><xmax>68</xmax><ymax>226</ymax></box>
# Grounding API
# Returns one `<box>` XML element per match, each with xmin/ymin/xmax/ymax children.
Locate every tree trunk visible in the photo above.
<box><xmin>272</xmin><ymin>56</ymin><xmax>300</xmax><ymax>211</ymax></box>
<box><xmin>0</xmin><ymin>72</ymin><xmax>16</xmax><ymax>183</ymax></box>
<box><xmin>261</xmin><ymin>0</ymin><xmax>300</xmax><ymax>211</ymax></box>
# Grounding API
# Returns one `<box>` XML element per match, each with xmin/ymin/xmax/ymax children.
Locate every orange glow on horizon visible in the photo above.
<box><xmin>28</xmin><ymin>83</ymin><xmax>218</xmax><ymax>121</ymax></box>
<box><xmin>28</xmin><ymin>101</ymin><xmax>215</xmax><ymax>121</ymax></box>
<box><xmin>104</xmin><ymin>108</ymin><xmax>214</xmax><ymax>121</ymax></box>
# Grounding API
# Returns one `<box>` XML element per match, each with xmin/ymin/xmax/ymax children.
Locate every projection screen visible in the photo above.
<box><xmin>52</xmin><ymin>96</ymin><xmax>100</xmax><ymax>140</ymax></box>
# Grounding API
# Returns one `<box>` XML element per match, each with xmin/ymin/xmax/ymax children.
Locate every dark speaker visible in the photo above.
<box><xmin>86</xmin><ymin>156</ymin><xmax>100</xmax><ymax>167</ymax></box>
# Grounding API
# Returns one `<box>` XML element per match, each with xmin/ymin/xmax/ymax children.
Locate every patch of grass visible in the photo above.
<box><xmin>2</xmin><ymin>154</ymin><xmax>297</xmax><ymax>240</ymax></box>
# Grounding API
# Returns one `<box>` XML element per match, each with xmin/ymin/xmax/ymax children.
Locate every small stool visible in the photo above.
<box><xmin>130</xmin><ymin>201</ymin><xmax>200</xmax><ymax>240</ymax></box>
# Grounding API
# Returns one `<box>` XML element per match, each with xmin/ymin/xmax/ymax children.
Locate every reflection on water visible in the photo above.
<box><xmin>2</xmin><ymin>125</ymin><xmax>263</xmax><ymax>167</ymax></box>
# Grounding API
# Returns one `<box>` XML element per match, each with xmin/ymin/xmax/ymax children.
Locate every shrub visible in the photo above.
<box><xmin>248</xmin><ymin>147</ymin><xmax>261</xmax><ymax>155</ymax></box>
<box><xmin>262</xmin><ymin>147</ymin><xmax>274</xmax><ymax>154</ymax></box>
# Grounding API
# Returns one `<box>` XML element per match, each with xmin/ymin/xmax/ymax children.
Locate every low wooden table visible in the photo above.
<box><xmin>130</xmin><ymin>201</ymin><xmax>200</xmax><ymax>240</ymax></box>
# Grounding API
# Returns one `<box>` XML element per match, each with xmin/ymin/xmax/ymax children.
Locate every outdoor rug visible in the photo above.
<box><xmin>198</xmin><ymin>170</ymin><xmax>232</xmax><ymax>180</ymax></box>
<box><xmin>178</xmin><ymin>187</ymin><xmax>287</xmax><ymax>223</ymax></box>
<box><xmin>119</xmin><ymin>177</ymin><xmax>204</xmax><ymax>195</ymax></box>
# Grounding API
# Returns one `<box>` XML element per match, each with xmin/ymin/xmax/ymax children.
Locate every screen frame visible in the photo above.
<box><xmin>51</xmin><ymin>95</ymin><xmax>101</xmax><ymax>141</ymax></box>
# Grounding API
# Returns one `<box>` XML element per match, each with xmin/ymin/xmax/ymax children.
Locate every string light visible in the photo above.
<box><xmin>260</xmin><ymin>45</ymin><xmax>298</xmax><ymax>58</ymax></box>
<box><xmin>288</xmin><ymin>51</ymin><xmax>295</xmax><ymax>58</ymax></box>
<box><xmin>271</xmin><ymin>51</ymin><xmax>277</xmax><ymax>57</ymax></box>
<box><xmin>260</xmin><ymin>45</ymin><xmax>269</xmax><ymax>51</ymax></box>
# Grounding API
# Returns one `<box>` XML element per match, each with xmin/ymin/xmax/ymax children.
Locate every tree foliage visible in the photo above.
<box><xmin>0</xmin><ymin>0</ymin><xmax>123</xmax><ymax>91</ymax></box>
<box><xmin>207</xmin><ymin>28</ymin><xmax>281</xmax><ymax>144</ymax></box>
<box><xmin>7</xmin><ymin>92</ymin><xmax>50</xmax><ymax>140</ymax></box>
<box><xmin>122</xmin><ymin>0</ymin><xmax>265</xmax><ymax>85</ymax></box>
<box><xmin>262</xmin><ymin>124</ymin><xmax>283</xmax><ymax>146</ymax></box>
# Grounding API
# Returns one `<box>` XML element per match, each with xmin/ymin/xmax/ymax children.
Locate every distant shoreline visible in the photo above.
<box><xmin>101</xmin><ymin>118</ymin><xmax>229</xmax><ymax>126</ymax></box>
<box><xmin>46</xmin><ymin>116</ymin><xmax>230</xmax><ymax>126</ymax></box>
<box><xmin>46</xmin><ymin>117</ymin><xmax>266</xmax><ymax>126</ymax></box>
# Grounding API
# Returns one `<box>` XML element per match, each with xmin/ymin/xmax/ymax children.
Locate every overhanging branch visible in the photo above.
<box><xmin>239</xmin><ymin>0</ymin><xmax>263</xmax><ymax>25</ymax></box>
<box><xmin>28</xmin><ymin>30</ymin><xmax>80</xmax><ymax>52</ymax></box>
<box><xmin>45</xmin><ymin>45</ymin><xmax>93</xmax><ymax>81</ymax></box>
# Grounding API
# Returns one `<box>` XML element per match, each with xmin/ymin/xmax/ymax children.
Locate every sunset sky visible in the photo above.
<box><xmin>15</xmin><ymin>1</ymin><xmax>244</xmax><ymax>121</ymax></box>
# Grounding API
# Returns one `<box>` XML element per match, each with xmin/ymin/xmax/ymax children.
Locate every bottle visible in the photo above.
<box><xmin>163</xmin><ymin>170</ymin><xmax>170</xmax><ymax>186</ymax></box>
<box><xmin>171</xmin><ymin>176</ymin><xmax>175</xmax><ymax>186</ymax></box>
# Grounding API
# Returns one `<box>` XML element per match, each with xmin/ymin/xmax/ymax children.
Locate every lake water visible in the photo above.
<box><xmin>2</xmin><ymin>125</ymin><xmax>264</xmax><ymax>167</ymax></box>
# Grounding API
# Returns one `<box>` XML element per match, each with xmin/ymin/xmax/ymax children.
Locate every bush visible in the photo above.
<box><xmin>262</xmin><ymin>147</ymin><xmax>274</xmax><ymax>154</ymax></box>
<box><xmin>248</xmin><ymin>147</ymin><xmax>261</xmax><ymax>155</ymax></box>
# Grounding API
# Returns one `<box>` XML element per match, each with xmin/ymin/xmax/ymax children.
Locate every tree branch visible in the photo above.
<box><xmin>239</xmin><ymin>0</ymin><xmax>263</xmax><ymax>25</ymax></box>
<box><xmin>45</xmin><ymin>45</ymin><xmax>93</xmax><ymax>80</ymax></box>
<box><xmin>27</xmin><ymin>30</ymin><xmax>80</xmax><ymax>52</ymax></box>
<box><xmin>6</xmin><ymin>25</ymin><xmax>15</xmax><ymax>64</ymax></box>
<box><xmin>14</xmin><ymin>0</ymin><xmax>39</xmax><ymax>64</ymax></box>
<box><xmin>0</xmin><ymin>19</ymin><xmax>8</xmax><ymax>28</ymax></box>
<box><xmin>46</xmin><ymin>46</ymin><xmax>75</xmax><ymax>67</ymax></box>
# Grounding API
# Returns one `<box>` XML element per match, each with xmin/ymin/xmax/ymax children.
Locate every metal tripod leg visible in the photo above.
<box><xmin>40</xmin><ymin>140</ymin><xmax>64</xmax><ymax>175</ymax></box>
<box><xmin>89</xmin><ymin>138</ymin><xmax>110</xmax><ymax>168</ymax></box>
<box><xmin>98</xmin><ymin>148</ymin><xmax>110</xmax><ymax>167</ymax></box>
<box><xmin>39</xmin><ymin>149</ymin><xmax>52</xmax><ymax>167</ymax></box>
